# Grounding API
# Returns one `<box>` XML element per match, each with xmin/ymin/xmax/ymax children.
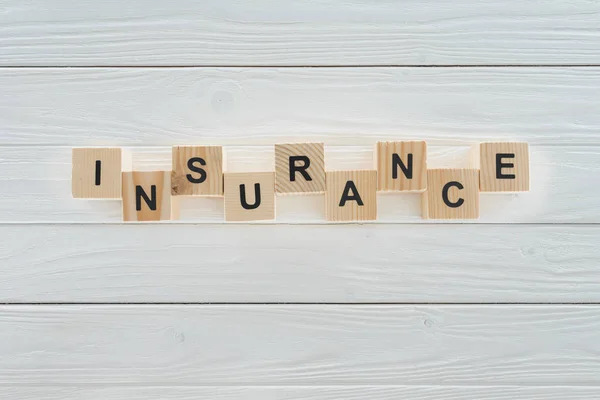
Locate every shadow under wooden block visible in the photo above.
<box><xmin>480</xmin><ymin>142</ymin><xmax>530</xmax><ymax>192</ymax></box>
<box><xmin>275</xmin><ymin>143</ymin><xmax>326</xmax><ymax>194</ymax></box>
<box><xmin>422</xmin><ymin>169</ymin><xmax>479</xmax><ymax>220</ymax></box>
<box><xmin>376</xmin><ymin>141</ymin><xmax>427</xmax><ymax>192</ymax></box>
<box><xmin>171</xmin><ymin>146</ymin><xmax>224</xmax><ymax>196</ymax></box>
<box><xmin>72</xmin><ymin>148</ymin><xmax>129</xmax><ymax>199</ymax></box>
<box><xmin>122</xmin><ymin>171</ymin><xmax>179</xmax><ymax>221</ymax></box>
<box><xmin>326</xmin><ymin>170</ymin><xmax>377</xmax><ymax>221</ymax></box>
<box><xmin>224</xmin><ymin>172</ymin><xmax>275</xmax><ymax>221</ymax></box>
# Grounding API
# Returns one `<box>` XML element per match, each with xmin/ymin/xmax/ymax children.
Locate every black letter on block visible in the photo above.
<box><xmin>186</xmin><ymin>157</ymin><xmax>207</xmax><ymax>184</ymax></box>
<box><xmin>496</xmin><ymin>153</ymin><xmax>516</xmax><ymax>179</ymax></box>
<box><xmin>136</xmin><ymin>185</ymin><xmax>157</xmax><ymax>211</ymax></box>
<box><xmin>289</xmin><ymin>156</ymin><xmax>312</xmax><ymax>182</ymax></box>
<box><xmin>392</xmin><ymin>153</ymin><xmax>413</xmax><ymax>180</ymax></box>
<box><xmin>442</xmin><ymin>181</ymin><xmax>464</xmax><ymax>208</ymax></box>
<box><xmin>339</xmin><ymin>181</ymin><xmax>364</xmax><ymax>207</ymax></box>
<box><xmin>240</xmin><ymin>183</ymin><xmax>261</xmax><ymax>210</ymax></box>
<box><xmin>94</xmin><ymin>160</ymin><xmax>102</xmax><ymax>186</ymax></box>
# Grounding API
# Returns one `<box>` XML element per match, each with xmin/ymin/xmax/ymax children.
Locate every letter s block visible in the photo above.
<box><xmin>422</xmin><ymin>169</ymin><xmax>479</xmax><ymax>219</ymax></box>
<box><xmin>479</xmin><ymin>142</ymin><xmax>529</xmax><ymax>192</ymax></box>
<box><xmin>224</xmin><ymin>172</ymin><xmax>275</xmax><ymax>221</ymax></box>
<box><xmin>171</xmin><ymin>146</ymin><xmax>224</xmax><ymax>196</ymax></box>
<box><xmin>325</xmin><ymin>170</ymin><xmax>377</xmax><ymax>221</ymax></box>
<box><xmin>275</xmin><ymin>143</ymin><xmax>326</xmax><ymax>194</ymax></box>
<box><xmin>122</xmin><ymin>171</ymin><xmax>179</xmax><ymax>221</ymax></box>
<box><xmin>72</xmin><ymin>148</ymin><xmax>128</xmax><ymax>198</ymax></box>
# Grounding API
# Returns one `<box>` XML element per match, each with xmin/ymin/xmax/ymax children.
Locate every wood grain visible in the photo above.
<box><xmin>422</xmin><ymin>169</ymin><xmax>480</xmax><ymax>220</ymax></box>
<box><xmin>2</xmin><ymin>68</ymin><xmax>600</xmax><ymax>145</ymax></box>
<box><xmin>122</xmin><ymin>171</ymin><xmax>178</xmax><ymax>221</ymax></box>
<box><xmin>2</xmin><ymin>224</ymin><xmax>600</xmax><ymax>303</ymax></box>
<box><xmin>275</xmin><ymin>143</ymin><xmax>326</xmax><ymax>194</ymax></box>
<box><xmin>1</xmin><ymin>0</ymin><xmax>598</xmax><ymax>66</ymax></box>
<box><xmin>326</xmin><ymin>170</ymin><xmax>377</xmax><ymax>221</ymax></box>
<box><xmin>1</xmin><ymin>305</ymin><xmax>599</xmax><ymax>385</ymax></box>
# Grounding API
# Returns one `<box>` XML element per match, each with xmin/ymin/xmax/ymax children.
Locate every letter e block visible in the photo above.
<box><xmin>480</xmin><ymin>142</ymin><xmax>529</xmax><ymax>192</ymax></box>
<box><xmin>224</xmin><ymin>172</ymin><xmax>275</xmax><ymax>221</ymax></box>
<box><xmin>275</xmin><ymin>143</ymin><xmax>326</xmax><ymax>194</ymax></box>
<box><xmin>422</xmin><ymin>169</ymin><xmax>479</xmax><ymax>219</ymax></box>
<box><xmin>122</xmin><ymin>171</ymin><xmax>179</xmax><ymax>221</ymax></box>
<box><xmin>326</xmin><ymin>170</ymin><xmax>377</xmax><ymax>221</ymax></box>
<box><xmin>171</xmin><ymin>146</ymin><xmax>224</xmax><ymax>196</ymax></box>
<box><xmin>72</xmin><ymin>148</ymin><xmax>126</xmax><ymax>198</ymax></box>
<box><xmin>376</xmin><ymin>141</ymin><xmax>427</xmax><ymax>192</ymax></box>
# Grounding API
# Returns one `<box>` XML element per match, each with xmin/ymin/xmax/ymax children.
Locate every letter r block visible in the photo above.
<box><xmin>275</xmin><ymin>143</ymin><xmax>326</xmax><ymax>194</ymax></box>
<box><xmin>171</xmin><ymin>146</ymin><xmax>224</xmax><ymax>196</ymax></box>
<box><xmin>376</xmin><ymin>141</ymin><xmax>427</xmax><ymax>192</ymax></box>
<box><xmin>479</xmin><ymin>142</ymin><xmax>530</xmax><ymax>192</ymax></box>
<box><xmin>224</xmin><ymin>172</ymin><xmax>275</xmax><ymax>221</ymax></box>
<box><xmin>122</xmin><ymin>171</ymin><xmax>179</xmax><ymax>221</ymax></box>
<box><xmin>325</xmin><ymin>170</ymin><xmax>377</xmax><ymax>221</ymax></box>
<box><xmin>72</xmin><ymin>148</ymin><xmax>128</xmax><ymax>198</ymax></box>
<box><xmin>422</xmin><ymin>169</ymin><xmax>479</xmax><ymax>219</ymax></box>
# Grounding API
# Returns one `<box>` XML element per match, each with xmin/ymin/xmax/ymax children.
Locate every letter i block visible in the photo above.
<box><xmin>479</xmin><ymin>142</ymin><xmax>530</xmax><ymax>192</ymax></box>
<box><xmin>422</xmin><ymin>169</ymin><xmax>479</xmax><ymax>219</ymax></box>
<box><xmin>72</xmin><ymin>148</ymin><xmax>127</xmax><ymax>198</ymax></box>
<box><xmin>122</xmin><ymin>171</ymin><xmax>179</xmax><ymax>221</ymax></box>
<box><xmin>275</xmin><ymin>143</ymin><xmax>326</xmax><ymax>194</ymax></box>
<box><xmin>171</xmin><ymin>146</ymin><xmax>224</xmax><ymax>196</ymax></box>
<box><xmin>325</xmin><ymin>170</ymin><xmax>377</xmax><ymax>221</ymax></box>
<box><xmin>376</xmin><ymin>141</ymin><xmax>427</xmax><ymax>192</ymax></box>
<box><xmin>224</xmin><ymin>172</ymin><xmax>275</xmax><ymax>221</ymax></box>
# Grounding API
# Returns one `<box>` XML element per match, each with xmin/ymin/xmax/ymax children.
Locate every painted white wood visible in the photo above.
<box><xmin>1</xmin><ymin>305</ymin><xmax>599</xmax><ymax>385</ymax></box>
<box><xmin>1</xmin><ymin>0</ymin><xmax>598</xmax><ymax>66</ymax></box>
<box><xmin>3</xmin><ymin>386</ymin><xmax>600</xmax><ymax>400</ymax></box>
<box><xmin>1</xmin><ymin>68</ymin><xmax>600</xmax><ymax>145</ymax></box>
<box><xmin>0</xmin><ymin>145</ymin><xmax>596</xmax><ymax>223</ymax></box>
<box><xmin>2</xmin><ymin>224</ymin><xmax>600</xmax><ymax>303</ymax></box>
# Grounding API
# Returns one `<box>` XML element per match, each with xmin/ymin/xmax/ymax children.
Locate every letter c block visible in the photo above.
<box><xmin>422</xmin><ymin>169</ymin><xmax>480</xmax><ymax>219</ymax></box>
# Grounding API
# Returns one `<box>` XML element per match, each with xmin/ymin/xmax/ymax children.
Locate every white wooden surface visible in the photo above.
<box><xmin>1</xmin><ymin>0</ymin><xmax>599</xmax><ymax>66</ymax></box>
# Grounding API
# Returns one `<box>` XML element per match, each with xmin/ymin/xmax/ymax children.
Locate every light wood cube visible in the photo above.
<box><xmin>275</xmin><ymin>143</ymin><xmax>326</xmax><ymax>194</ymax></box>
<box><xmin>375</xmin><ymin>141</ymin><xmax>427</xmax><ymax>192</ymax></box>
<box><xmin>171</xmin><ymin>146</ymin><xmax>224</xmax><ymax>196</ymax></box>
<box><xmin>72</xmin><ymin>148</ymin><xmax>127</xmax><ymax>198</ymax></box>
<box><xmin>422</xmin><ymin>169</ymin><xmax>479</xmax><ymax>220</ymax></box>
<box><xmin>224</xmin><ymin>172</ymin><xmax>275</xmax><ymax>221</ymax></box>
<box><xmin>479</xmin><ymin>142</ymin><xmax>530</xmax><ymax>192</ymax></box>
<box><xmin>122</xmin><ymin>171</ymin><xmax>179</xmax><ymax>221</ymax></box>
<box><xmin>326</xmin><ymin>170</ymin><xmax>377</xmax><ymax>221</ymax></box>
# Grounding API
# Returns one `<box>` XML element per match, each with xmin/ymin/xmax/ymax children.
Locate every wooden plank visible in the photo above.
<box><xmin>1</xmin><ymin>305</ymin><xmax>599</xmax><ymax>385</ymax></box>
<box><xmin>2</xmin><ymin>224</ymin><xmax>600</xmax><ymax>303</ymax></box>
<box><xmin>1</xmin><ymin>0</ymin><xmax>598</xmax><ymax>66</ymax></box>
<box><xmin>0</xmin><ymin>145</ymin><xmax>597</xmax><ymax>223</ymax></box>
<box><xmin>1</xmin><ymin>67</ymin><xmax>600</xmax><ymax>145</ymax></box>
<box><xmin>3</xmin><ymin>386</ymin><xmax>600</xmax><ymax>400</ymax></box>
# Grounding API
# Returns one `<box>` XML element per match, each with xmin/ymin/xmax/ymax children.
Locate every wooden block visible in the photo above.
<box><xmin>275</xmin><ymin>142</ymin><xmax>326</xmax><ymax>194</ymax></box>
<box><xmin>72</xmin><ymin>148</ymin><xmax>125</xmax><ymax>198</ymax></box>
<box><xmin>224</xmin><ymin>172</ymin><xmax>275</xmax><ymax>221</ymax></box>
<box><xmin>171</xmin><ymin>146</ymin><xmax>224</xmax><ymax>196</ymax></box>
<box><xmin>479</xmin><ymin>142</ymin><xmax>530</xmax><ymax>192</ymax></box>
<box><xmin>422</xmin><ymin>169</ymin><xmax>479</xmax><ymax>220</ymax></box>
<box><xmin>375</xmin><ymin>141</ymin><xmax>427</xmax><ymax>192</ymax></box>
<box><xmin>326</xmin><ymin>170</ymin><xmax>377</xmax><ymax>221</ymax></box>
<box><xmin>122</xmin><ymin>171</ymin><xmax>179</xmax><ymax>221</ymax></box>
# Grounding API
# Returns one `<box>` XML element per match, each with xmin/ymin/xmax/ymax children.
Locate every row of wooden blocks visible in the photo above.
<box><xmin>72</xmin><ymin>142</ymin><xmax>530</xmax><ymax>221</ymax></box>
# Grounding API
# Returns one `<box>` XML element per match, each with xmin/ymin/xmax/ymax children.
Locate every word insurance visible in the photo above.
<box><xmin>72</xmin><ymin>141</ymin><xmax>530</xmax><ymax>222</ymax></box>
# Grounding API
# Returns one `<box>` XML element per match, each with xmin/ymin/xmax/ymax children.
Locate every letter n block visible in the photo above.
<box><xmin>479</xmin><ymin>142</ymin><xmax>530</xmax><ymax>192</ymax></box>
<box><xmin>171</xmin><ymin>146</ymin><xmax>224</xmax><ymax>196</ymax></box>
<box><xmin>224</xmin><ymin>172</ymin><xmax>275</xmax><ymax>221</ymax></box>
<box><xmin>122</xmin><ymin>171</ymin><xmax>179</xmax><ymax>221</ymax></box>
<box><xmin>275</xmin><ymin>143</ymin><xmax>326</xmax><ymax>194</ymax></box>
<box><xmin>326</xmin><ymin>170</ymin><xmax>377</xmax><ymax>221</ymax></box>
<box><xmin>376</xmin><ymin>141</ymin><xmax>427</xmax><ymax>192</ymax></box>
<box><xmin>422</xmin><ymin>169</ymin><xmax>479</xmax><ymax>219</ymax></box>
<box><xmin>72</xmin><ymin>148</ymin><xmax>128</xmax><ymax>198</ymax></box>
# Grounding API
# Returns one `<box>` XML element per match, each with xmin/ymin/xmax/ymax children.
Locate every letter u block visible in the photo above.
<box><xmin>122</xmin><ymin>171</ymin><xmax>179</xmax><ymax>221</ymax></box>
<box><xmin>224</xmin><ymin>172</ymin><xmax>275</xmax><ymax>221</ymax></box>
<box><xmin>422</xmin><ymin>169</ymin><xmax>479</xmax><ymax>219</ymax></box>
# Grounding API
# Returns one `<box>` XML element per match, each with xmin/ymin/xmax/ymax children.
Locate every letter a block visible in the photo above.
<box><xmin>376</xmin><ymin>141</ymin><xmax>427</xmax><ymax>192</ymax></box>
<box><xmin>326</xmin><ymin>170</ymin><xmax>377</xmax><ymax>221</ymax></box>
<box><xmin>224</xmin><ymin>172</ymin><xmax>275</xmax><ymax>221</ymax></box>
<box><xmin>275</xmin><ymin>143</ymin><xmax>326</xmax><ymax>194</ymax></box>
<box><xmin>122</xmin><ymin>171</ymin><xmax>179</xmax><ymax>221</ymax></box>
<box><xmin>72</xmin><ymin>148</ymin><xmax>127</xmax><ymax>198</ymax></box>
<box><xmin>479</xmin><ymin>142</ymin><xmax>530</xmax><ymax>192</ymax></box>
<box><xmin>422</xmin><ymin>169</ymin><xmax>479</xmax><ymax>219</ymax></box>
<box><xmin>171</xmin><ymin>146</ymin><xmax>224</xmax><ymax>196</ymax></box>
